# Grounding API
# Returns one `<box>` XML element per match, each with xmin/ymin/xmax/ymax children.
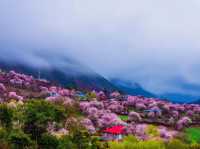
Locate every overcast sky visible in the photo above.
<box><xmin>1</xmin><ymin>0</ymin><xmax>200</xmax><ymax>94</ymax></box>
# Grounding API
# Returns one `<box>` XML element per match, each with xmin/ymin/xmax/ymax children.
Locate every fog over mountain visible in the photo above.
<box><xmin>1</xmin><ymin>0</ymin><xmax>200</xmax><ymax>101</ymax></box>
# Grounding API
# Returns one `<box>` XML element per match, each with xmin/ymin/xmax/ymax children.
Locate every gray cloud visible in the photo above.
<box><xmin>1</xmin><ymin>0</ymin><xmax>200</xmax><ymax>94</ymax></box>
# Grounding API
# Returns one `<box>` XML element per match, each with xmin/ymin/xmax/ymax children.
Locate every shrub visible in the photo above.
<box><xmin>58</xmin><ymin>135</ymin><xmax>102</xmax><ymax>149</ymax></box>
<box><xmin>23</xmin><ymin>100</ymin><xmax>66</xmax><ymax>139</ymax></box>
<box><xmin>123</xmin><ymin>135</ymin><xmax>138</xmax><ymax>143</ymax></box>
<box><xmin>0</xmin><ymin>104</ymin><xmax>13</xmax><ymax>128</ymax></box>
<box><xmin>38</xmin><ymin>133</ymin><xmax>59</xmax><ymax>149</ymax></box>
<box><xmin>0</xmin><ymin>127</ymin><xmax>10</xmax><ymax>149</ymax></box>
<box><xmin>8</xmin><ymin>129</ymin><xmax>35</xmax><ymax>149</ymax></box>
<box><xmin>71</xmin><ymin>129</ymin><xmax>92</xmax><ymax>149</ymax></box>
<box><xmin>12</xmin><ymin>106</ymin><xmax>25</xmax><ymax>130</ymax></box>
<box><xmin>146</xmin><ymin>125</ymin><xmax>159</xmax><ymax>137</ymax></box>
<box><xmin>86</xmin><ymin>92</ymin><xmax>97</xmax><ymax>100</ymax></box>
<box><xmin>165</xmin><ymin>139</ymin><xmax>188</xmax><ymax>149</ymax></box>
<box><xmin>58</xmin><ymin>135</ymin><xmax>77</xmax><ymax>149</ymax></box>
<box><xmin>0</xmin><ymin>127</ymin><xmax>8</xmax><ymax>140</ymax></box>
<box><xmin>65</xmin><ymin>102</ymin><xmax>82</xmax><ymax>117</ymax></box>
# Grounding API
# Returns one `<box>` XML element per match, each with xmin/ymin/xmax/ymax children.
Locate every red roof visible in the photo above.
<box><xmin>103</xmin><ymin>125</ymin><xmax>125</xmax><ymax>134</ymax></box>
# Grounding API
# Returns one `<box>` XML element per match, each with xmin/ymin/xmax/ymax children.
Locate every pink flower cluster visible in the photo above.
<box><xmin>97</xmin><ymin>91</ymin><xmax>107</xmax><ymax>100</ymax></box>
<box><xmin>106</xmin><ymin>101</ymin><xmax>125</xmax><ymax>114</ymax></box>
<box><xmin>176</xmin><ymin>116</ymin><xmax>192</xmax><ymax>130</ymax></box>
<box><xmin>81</xmin><ymin>118</ymin><xmax>96</xmax><ymax>134</ymax></box>
<box><xmin>110</xmin><ymin>91</ymin><xmax>121</xmax><ymax>98</ymax></box>
<box><xmin>124</xmin><ymin>95</ymin><xmax>200</xmax><ymax>128</ymax></box>
<box><xmin>128</xmin><ymin>111</ymin><xmax>142</xmax><ymax>122</ymax></box>
<box><xmin>124</xmin><ymin>123</ymin><xmax>148</xmax><ymax>140</ymax></box>
<box><xmin>0</xmin><ymin>83</ymin><xmax>6</xmax><ymax>91</ymax></box>
<box><xmin>79</xmin><ymin>93</ymin><xmax>200</xmax><ymax>131</ymax></box>
<box><xmin>8</xmin><ymin>70</ymin><xmax>34</xmax><ymax>88</ymax></box>
<box><xmin>48</xmin><ymin>86</ymin><xmax>75</xmax><ymax>97</ymax></box>
<box><xmin>80</xmin><ymin>101</ymin><xmax>125</xmax><ymax>128</ymax></box>
<box><xmin>46</xmin><ymin>96</ymin><xmax>74</xmax><ymax>106</ymax></box>
<box><xmin>97</xmin><ymin>113</ymin><xmax>125</xmax><ymax>128</ymax></box>
<box><xmin>8</xmin><ymin>91</ymin><xmax>23</xmax><ymax>101</ymax></box>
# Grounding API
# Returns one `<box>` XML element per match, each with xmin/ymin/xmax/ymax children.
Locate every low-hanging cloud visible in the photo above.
<box><xmin>1</xmin><ymin>0</ymin><xmax>200</xmax><ymax>95</ymax></box>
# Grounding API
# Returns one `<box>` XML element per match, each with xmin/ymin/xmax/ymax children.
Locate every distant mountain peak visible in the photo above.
<box><xmin>110</xmin><ymin>78</ymin><xmax>155</xmax><ymax>98</ymax></box>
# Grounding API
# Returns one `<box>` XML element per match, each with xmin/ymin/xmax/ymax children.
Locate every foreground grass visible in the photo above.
<box><xmin>185</xmin><ymin>127</ymin><xmax>200</xmax><ymax>144</ymax></box>
<box><xmin>108</xmin><ymin>135</ymin><xmax>200</xmax><ymax>149</ymax></box>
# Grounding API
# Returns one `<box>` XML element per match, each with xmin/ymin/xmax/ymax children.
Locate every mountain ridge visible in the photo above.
<box><xmin>110</xmin><ymin>78</ymin><xmax>156</xmax><ymax>98</ymax></box>
<box><xmin>0</xmin><ymin>54</ymin><xmax>118</xmax><ymax>92</ymax></box>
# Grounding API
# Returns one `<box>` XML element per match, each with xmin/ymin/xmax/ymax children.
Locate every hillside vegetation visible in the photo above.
<box><xmin>0</xmin><ymin>70</ymin><xmax>200</xmax><ymax>149</ymax></box>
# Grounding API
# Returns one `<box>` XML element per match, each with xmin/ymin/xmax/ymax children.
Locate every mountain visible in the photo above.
<box><xmin>110</xmin><ymin>79</ymin><xmax>155</xmax><ymax>97</ymax></box>
<box><xmin>0</xmin><ymin>52</ymin><xmax>118</xmax><ymax>92</ymax></box>
<box><xmin>193</xmin><ymin>99</ymin><xmax>200</xmax><ymax>104</ymax></box>
<box><xmin>160</xmin><ymin>93</ymin><xmax>200</xmax><ymax>103</ymax></box>
<box><xmin>159</xmin><ymin>77</ymin><xmax>200</xmax><ymax>103</ymax></box>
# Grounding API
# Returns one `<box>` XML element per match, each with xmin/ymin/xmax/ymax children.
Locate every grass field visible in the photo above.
<box><xmin>119</xmin><ymin>115</ymin><xmax>129</xmax><ymax>121</ymax></box>
<box><xmin>185</xmin><ymin>127</ymin><xmax>200</xmax><ymax>144</ymax></box>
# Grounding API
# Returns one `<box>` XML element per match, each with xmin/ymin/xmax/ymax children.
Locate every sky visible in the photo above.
<box><xmin>1</xmin><ymin>0</ymin><xmax>200</xmax><ymax>95</ymax></box>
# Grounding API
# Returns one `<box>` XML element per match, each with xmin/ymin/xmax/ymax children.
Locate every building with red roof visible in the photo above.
<box><xmin>102</xmin><ymin>125</ymin><xmax>125</xmax><ymax>141</ymax></box>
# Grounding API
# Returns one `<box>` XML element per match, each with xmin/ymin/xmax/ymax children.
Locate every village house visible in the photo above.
<box><xmin>102</xmin><ymin>125</ymin><xmax>125</xmax><ymax>141</ymax></box>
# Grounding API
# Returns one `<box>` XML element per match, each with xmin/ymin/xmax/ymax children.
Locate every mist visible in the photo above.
<box><xmin>1</xmin><ymin>0</ymin><xmax>200</xmax><ymax>95</ymax></box>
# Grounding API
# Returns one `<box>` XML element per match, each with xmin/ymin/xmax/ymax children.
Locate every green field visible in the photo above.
<box><xmin>185</xmin><ymin>127</ymin><xmax>200</xmax><ymax>144</ymax></box>
<box><xmin>119</xmin><ymin>115</ymin><xmax>129</xmax><ymax>121</ymax></box>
